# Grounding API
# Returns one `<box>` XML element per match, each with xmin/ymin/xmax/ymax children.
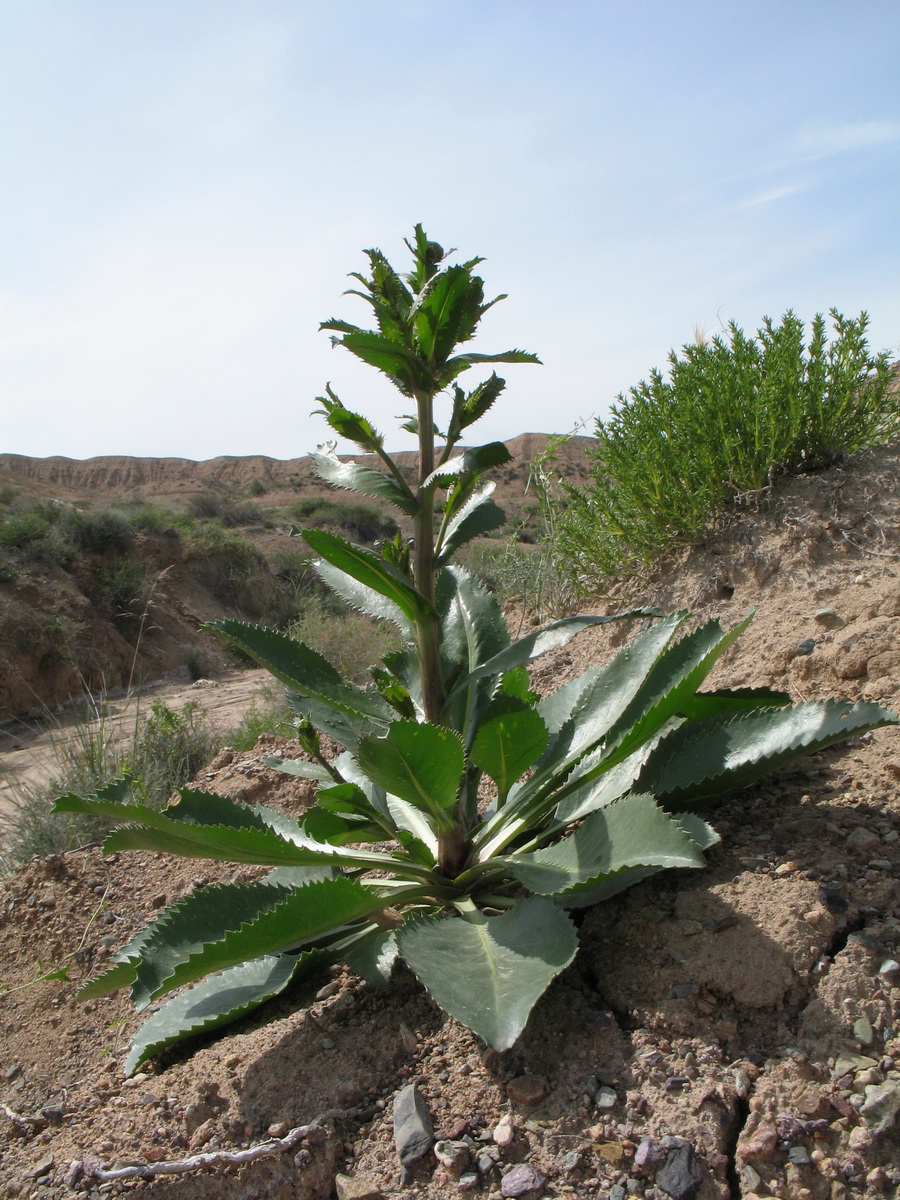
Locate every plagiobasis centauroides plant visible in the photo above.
<box><xmin>57</xmin><ymin>226</ymin><xmax>899</xmax><ymax>1075</ymax></box>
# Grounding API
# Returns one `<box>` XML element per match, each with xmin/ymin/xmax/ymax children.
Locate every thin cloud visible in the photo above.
<box><xmin>733</xmin><ymin>182</ymin><xmax>807</xmax><ymax>209</ymax></box>
<box><xmin>794</xmin><ymin>120</ymin><xmax>900</xmax><ymax>162</ymax></box>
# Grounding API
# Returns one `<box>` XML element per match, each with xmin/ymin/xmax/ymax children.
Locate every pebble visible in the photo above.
<box><xmin>787</xmin><ymin>1146</ymin><xmax>812</xmax><ymax>1165</ymax></box>
<box><xmin>859</xmin><ymin>1081</ymin><xmax>900</xmax><ymax>1136</ymax></box>
<box><xmin>656</xmin><ymin>1142</ymin><xmax>704</xmax><ymax>1200</ymax></box>
<box><xmin>433</xmin><ymin>1139</ymin><xmax>470</xmax><ymax>1170</ymax></box>
<box><xmin>634</xmin><ymin>1137</ymin><xmax>666</xmax><ymax>1168</ymax></box>
<box><xmin>392</xmin><ymin>1085</ymin><xmax>434</xmax><ymax>1167</ymax></box>
<box><xmin>493</xmin><ymin>1114</ymin><xmax>515</xmax><ymax>1147</ymax></box>
<box><xmin>506</xmin><ymin>1075</ymin><xmax>547</xmax><ymax>1106</ymax></box>
<box><xmin>879</xmin><ymin>959</ymin><xmax>900</xmax><ymax>978</ymax></box>
<box><xmin>458</xmin><ymin>1171</ymin><xmax>479</xmax><ymax>1191</ymax></box>
<box><xmin>596</xmin><ymin>1086</ymin><xmax>618</xmax><ymax>1109</ymax></box>
<box><xmin>853</xmin><ymin>1016</ymin><xmax>874</xmax><ymax>1046</ymax></box>
<box><xmin>792</xmin><ymin>638</ymin><xmax>816</xmax><ymax>657</ymax></box>
<box><xmin>26</xmin><ymin>1155</ymin><xmax>54</xmax><ymax>1179</ymax></box>
<box><xmin>500</xmin><ymin>1163</ymin><xmax>546</xmax><ymax>1197</ymax></box>
<box><xmin>818</xmin><ymin>886</ymin><xmax>848</xmax><ymax>913</ymax></box>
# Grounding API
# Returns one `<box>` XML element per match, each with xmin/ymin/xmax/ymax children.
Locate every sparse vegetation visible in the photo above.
<box><xmin>1</xmin><ymin>695</ymin><xmax>218</xmax><ymax>867</ymax></box>
<box><xmin>560</xmin><ymin>310</ymin><xmax>897</xmax><ymax>589</ymax></box>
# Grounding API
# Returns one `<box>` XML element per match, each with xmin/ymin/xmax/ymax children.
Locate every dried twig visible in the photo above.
<box><xmin>83</xmin><ymin>1107</ymin><xmax>352</xmax><ymax>1182</ymax></box>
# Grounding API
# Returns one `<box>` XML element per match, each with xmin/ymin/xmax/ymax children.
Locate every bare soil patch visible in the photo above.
<box><xmin>2</xmin><ymin>446</ymin><xmax>900</xmax><ymax>1199</ymax></box>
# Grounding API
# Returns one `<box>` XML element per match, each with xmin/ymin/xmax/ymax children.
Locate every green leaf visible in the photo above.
<box><xmin>447</xmin><ymin>373</ymin><xmax>507</xmax><ymax>441</ymax></box>
<box><xmin>310</xmin><ymin>446</ymin><xmax>418</xmax><ymax>516</ymax></box>
<box><xmin>328</xmin><ymin>330</ymin><xmax>426</xmax><ymax>396</ymax></box>
<box><xmin>422</xmin><ymin>442</ymin><xmax>512</xmax><ymax>490</ymax></box>
<box><xmin>677</xmin><ymin>686</ymin><xmax>792</xmax><ymax>719</ymax></box>
<box><xmin>302</xmin><ymin>807</ymin><xmax>385</xmax><ymax>846</ymax></box>
<box><xmin>397</xmin><ymin>898</ymin><xmax>577</xmax><ymax>1051</ymax></box>
<box><xmin>357</xmin><ymin>721</ymin><xmax>464</xmax><ymax>835</ymax></box>
<box><xmin>470</xmin><ymin>700</ymin><xmax>550</xmax><ymax>803</ymax></box>
<box><xmin>435</xmin><ymin>484</ymin><xmax>507</xmax><ymax>565</ymax></box>
<box><xmin>262</xmin><ymin>757</ymin><xmax>333</xmax><ymax>781</ymax></box>
<box><xmin>343</xmin><ymin>929</ymin><xmax>399</xmax><ymax>987</ymax></box>
<box><xmin>144</xmin><ymin>877</ymin><xmax>383</xmax><ymax>1003</ymax></box>
<box><xmin>312</xmin><ymin>385</ymin><xmax>385</xmax><ymax>452</ymax></box>
<box><xmin>505</xmin><ymin>794</ymin><xmax>707</xmax><ymax>895</ymax></box>
<box><xmin>437</xmin><ymin>566</ymin><xmax>510</xmax><ymax>745</ymax></box>
<box><xmin>638</xmin><ymin>698</ymin><xmax>900</xmax><ymax>810</ymax></box>
<box><xmin>54</xmin><ymin>788</ymin><xmax>420</xmax><ymax>874</ymax></box>
<box><xmin>453</xmin><ymin>609</ymin><xmax>659</xmax><ymax>690</ymax></box>
<box><xmin>303</xmin><ymin>529</ymin><xmax>435</xmax><ymax>623</ymax></box>
<box><xmin>123</xmin><ymin>951</ymin><xmax>318</xmax><ymax>1076</ymax></box>
<box><xmin>437</xmin><ymin>349</ymin><xmax>542</xmax><ymax>390</ymax></box>
<box><xmin>313</xmin><ymin>560</ymin><xmax>414</xmax><ymax>637</ymax></box>
<box><xmin>205</xmin><ymin>620</ymin><xmax>393</xmax><ymax>728</ymax></box>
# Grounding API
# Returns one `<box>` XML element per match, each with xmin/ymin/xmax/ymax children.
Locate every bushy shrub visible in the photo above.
<box><xmin>187</xmin><ymin>491</ymin><xmax>263</xmax><ymax>527</ymax></box>
<box><xmin>560</xmin><ymin>310</ymin><xmax>896</xmax><ymax>588</ymax></box>
<box><xmin>186</xmin><ymin>523</ymin><xmax>273</xmax><ymax>616</ymax></box>
<box><xmin>288</xmin><ymin>496</ymin><xmax>398</xmax><ymax>543</ymax></box>
<box><xmin>65</xmin><ymin>508</ymin><xmax>133</xmax><ymax>554</ymax></box>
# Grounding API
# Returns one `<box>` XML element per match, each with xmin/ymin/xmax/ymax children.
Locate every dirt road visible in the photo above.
<box><xmin>0</xmin><ymin>667</ymin><xmax>274</xmax><ymax>826</ymax></box>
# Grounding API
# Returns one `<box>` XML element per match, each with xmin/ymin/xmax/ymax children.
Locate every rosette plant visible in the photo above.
<box><xmin>57</xmin><ymin>227</ymin><xmax>898</xmax><ymax>1075</ymax></box>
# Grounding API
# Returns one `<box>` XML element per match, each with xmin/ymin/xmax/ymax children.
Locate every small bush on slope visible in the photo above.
<box><xmin>560</xmin><ymin>310</ymin><xmax>896</xmax><ymax>590</ymax></box>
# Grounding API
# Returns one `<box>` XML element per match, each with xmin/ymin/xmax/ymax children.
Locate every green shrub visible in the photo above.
<box><xmin>287</xmin><ymin>597</ymin><xmax>401</xmax><ymax>683</ymax></box>
<box><xmin>128</xmin><ymin>699</ymin><xmax>217</xmax><ymax>805</ymax></box>
<box><xmin>288</xmin><ymin>497</ymin><xmax>398</xmax><ymax>543</ymax></box>
<box><xmin>92</xmin><ymin>559</ymin><xmax>154</xmax><ymax>629</ymax></box>
<box><xmin>1</xmin><ymin>696</ymin><xmax>218</xmax><ymax>867</ymax></box>
<box><xmin>66</xmin><ymin>509</ymin><xmax>133</xmax><ymax>554</ymax></box>
<box><xmin>187</xmin><ymin>491</ymin><xmax>263</xmax><ymax>527</ymax></box>
<box><xmin>186</xmin><ymin>524</ymin><xmax>273</xmax><ymax>616</ymax></box>
<box><xmin>0</xmin><ymin>510</ymin><xmax>53</xmax><ymax>550</ymax></box>
<box><xmin>560</xmin><ymin>310</ymin><xmax>896</xmax><ymax>588</ymax></box>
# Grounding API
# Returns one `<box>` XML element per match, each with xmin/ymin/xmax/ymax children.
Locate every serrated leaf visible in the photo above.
<box><xmin>436</xmin><ymin>485</ymin><xmax>507</xmax><ymax>565</ymax></box>
<box><xmin>453</xmin><ymin>609</ymin><xmax>659</xmax><ymax>690</ymax></box>
<box><xmin>397</xmin><ymin>898</ymin><xmax>576</xmax><ymax>1050</ymax></box>
<box><xmin>437</xmin><ymin>566</ymin><xmax>510</xmax><ymax>744</ymax></box>
<box><xmin>357</xmin><ymin>722</ymin><xmax>464</xmax><ymax>834</ymax></box>
<box><xmin>638</xmin><ymin>698</ymin><xmax>900</xmax><ymax>810</ymax></box>
<box><xmin>302</xmin><ymin>807</ymin><xmax>385</xmax><ymax>845</ymax></box>
<box><xmin>447</xmin><ymin>372</ymin><xmax>507</xmax><ymax>441</ymax></box>
<box><xmin>54</xmin><ymin>789</ymin><xmax>416</xmax><ymax>873</ymax></box>
<box><xmin>677</xmin><ymin>686</ymin><xmax>792</xmax><ymax>719</ymax></box>
<box><xmin>313</xmin><ymin>559</ymin><xmax>413</xmax><ymax>637</ymax></box>
<box><xmin>310</xmin><ymin>447</ymin><xmax>418</xmax><ymax>515</ymax></box>
<box><xmin>303</xmin><ymin>529</ymin><xmax>435</xmax><ymax>624</ymax></box>
<box><xmin>505</xmin><ymin>794</ymin><xmax>707</xmax><ymax>895</ymax></box>
<box><xmin>471</xmin><ymin>702</ymin><xmax>549</xmax><ymax>802</ymax></box>
<box><xmin>205</xmin><ymin>620</ymin><xmax>393</xmax><ymax>727</ymax></box>
<box><xmin>123</xmin><ymin>951</ymin><xmax>317</xmax><ymax>1076</ymax></box>
<box><xmin>422</xmin><ymin>442</ymin><xmax>512</xmax><ymax>490</ymax></box>
<box><xmin>146</xmin><ymin>877</ymin><xmax>383</xmax><ymax>1003</ymax></box>
<box><xmin>262</xmin><ymin>756</ymin><xmax>333</xmax><ymax>781</ymax></box>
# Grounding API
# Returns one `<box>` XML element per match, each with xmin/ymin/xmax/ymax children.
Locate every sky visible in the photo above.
<box><xmin>2</xmin><ymin>0</ymin><xmax>899</xmax><ymax>461</ymax></box>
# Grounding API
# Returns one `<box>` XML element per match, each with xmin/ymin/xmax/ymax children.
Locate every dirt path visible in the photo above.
<box><xmin>0</xmin><ymin>667</ymin><xmax>273</xmax><ymax>824</ymax></box>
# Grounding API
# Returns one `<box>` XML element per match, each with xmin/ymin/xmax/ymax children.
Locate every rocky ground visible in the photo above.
<box><xmin>2</xmin><ymin>444</ymin><xmax>900</xmax><ymax>1200</ymax></box>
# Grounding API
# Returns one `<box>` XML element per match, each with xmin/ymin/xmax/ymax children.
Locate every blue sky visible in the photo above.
<box><xmin>2</xmin><ymin>1</ymin><xmax>898</xmax><ymax>460</ymax></box>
